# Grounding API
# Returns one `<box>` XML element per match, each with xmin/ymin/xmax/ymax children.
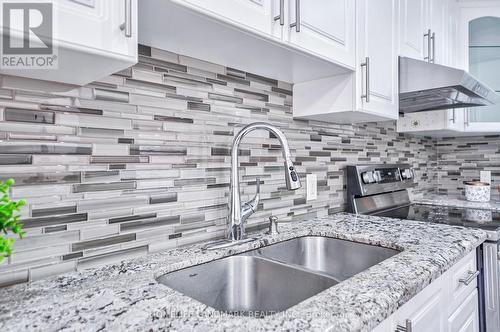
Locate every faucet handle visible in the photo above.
<box><xmin>241</xmin><ymin>178</ymin><xmax>261</xmax><ymax>223</ymax></box>
<box><xmin>248</xmin><ymin>177</ymin><xmax>260</xmax><ymax>211</ymax></box>
<box><xmin>267</xmin><ymin>215</ymin><xmax>279</xmax><ymax>235</ymax></box>
<box><xmin>254</xmin><ymin>177</ymin><xmax>260</xmax><ymax>196</ymax></box>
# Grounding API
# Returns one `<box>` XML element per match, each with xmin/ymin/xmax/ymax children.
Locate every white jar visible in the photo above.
<box><xmin>464</xmin><ymin>181</ymin><xmax>491</xmax><ymax>202</ymax></box>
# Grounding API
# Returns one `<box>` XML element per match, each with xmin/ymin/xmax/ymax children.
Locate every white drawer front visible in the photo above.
<box><xmin>449</xmin><ymin>251</ymin><xmax>477</xmax><ymax>314</ymax></box>
<box><xmin>448</xmin><ymin>289</ymin><xmax>480</xmax><ymax>332</ymax></box>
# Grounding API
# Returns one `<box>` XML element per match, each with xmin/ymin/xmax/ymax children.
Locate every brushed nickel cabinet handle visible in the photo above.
<box><xmin>431</xmin><ymin>32</ymin><xmax>436</xmax><ymax>63</ymax></box>
<box><xmin>361</xmin><ymin>57</ymin><xmax>370</xmax><ymax>103</ymax></box>
<box><xmin>395</xmin><ymin>319</ymin><xmax>413</xmax><ymax>332</ymax></box>
<box><xmin>450</xmin><ymin>109</ymin><xmax>456</xmax><ymax>124</ymax></box>
<box><xmin>424</xmin><ymin>29</ymin><xmax>431</xmax><ymax>62</ymax></box>
<box><xmin>274</xmin><ymin>0</ymin><xmax>284</xmax><ymax>26</ymax></box>
<box><xmin>119</xmin><ymin>0</ymin><xmax>132</xmax><ymax>38</ymax></box>
<box><xmin>459</xmin><ymin>270</ymin><xmax>479</xmax><ymax>286</ymax></box>
<box><xmin>290</xmin><ymin>0</ymin><xmax>300</xmax><ymax>32</ymax></box>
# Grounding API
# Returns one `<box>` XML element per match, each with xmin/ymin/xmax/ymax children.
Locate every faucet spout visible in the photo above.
<box><xmin>228</xmin><ymin>122</ymin><xmax>301</xmax><ymax>241</ymax></box>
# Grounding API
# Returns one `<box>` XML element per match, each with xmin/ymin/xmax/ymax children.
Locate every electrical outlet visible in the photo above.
<box><xmin>306</xmin><ymin>174</ymin><xmax>317</xmax><ymax>201</ymax></box>
<box><xmin>480</xmin><ymin>171</ymin><xmax>491</xmax><ymax>184</ymax></box>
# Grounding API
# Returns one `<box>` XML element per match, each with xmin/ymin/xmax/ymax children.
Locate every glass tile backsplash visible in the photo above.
<box><xmin>0</xmin><ymin>45</ymin><xmax>438</xmax><ymax>287</ymax></box>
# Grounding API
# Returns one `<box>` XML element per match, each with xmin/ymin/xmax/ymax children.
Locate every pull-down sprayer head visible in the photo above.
<box><xmin>228</xmin><ymin>122</ymin><xmax>301</xmax><ymax>241</ymax></box>
<box><xmin>284</xmin><ymin>158</ymin><xmax>301</xmax><ymax>190</ymax></box>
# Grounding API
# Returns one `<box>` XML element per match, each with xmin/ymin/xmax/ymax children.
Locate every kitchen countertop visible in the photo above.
<box><xmin>414</xmin><ymin>193</ymin><xmax>500</xmax><ymax>211</ymax></box>
<box><xmin>0</xmin><ymin>213</ymin><xmax>486</xmax><ymax>332</ymax></box>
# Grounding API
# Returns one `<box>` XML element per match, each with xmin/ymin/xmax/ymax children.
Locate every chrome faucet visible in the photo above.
<box><xmin>228</xmin><ymin>122</ymin><xmax>301</xmax><ymax>241</ymax></box>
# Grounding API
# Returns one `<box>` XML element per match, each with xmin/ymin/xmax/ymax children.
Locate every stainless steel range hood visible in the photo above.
<box><xmin>399</xmin><ymin>57</ymin><xmax>498</xmax><ymax>113</ymax></box>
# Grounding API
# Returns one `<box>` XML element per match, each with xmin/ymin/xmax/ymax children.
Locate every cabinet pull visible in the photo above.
<box><xmin>361</xmin><ymin>57</ymin><xmax>370</xmax><ymax>103</ymax></box>
<box><xmin>459</xmin><ymin>270</ymin><xmax>479</xmax><ymax>286</ymax></box>
<box><xmin>424</xmin><ymin>29</ymin><xmax>431</xmax><ymax>62</ymax></box>
<box><xmin>450</xmin><ymin>109</ymin><xmax>456</xmax><ymax>124</ymax></box>
<box><xmin>465</xmin><ymin>109</ymin><xmax>470</xmax><ymax>127</ymax></box>
<box><xmin>430</xmin><ymin>32</ymin><xmax>436</xmax><ymax>63</ymax></box>
<box><xmin>274</xmin><ymin>0</ymin><xmax>284</xmax><ymax>26</ymax></box>
<box><xmin>395</xmin><ymin>319</ymin><xmax>413</xmax><ymax>332</ymax></box>
<box><xmin>290</xmin><ymin>0</ymin><xmax>300</xmax><ymax>32</ymax></box>
<box><xmin>119</xmin><ymin>0</ymin><xmax>132</xmax><ymax>38</ymax></box>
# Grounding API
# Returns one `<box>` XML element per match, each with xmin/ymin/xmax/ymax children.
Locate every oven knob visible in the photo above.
<box><xmin>402</xmin><ymin>169</ymin><xmax>414</xmax><ymax>180</ymax></box>
<box><xmin>373</xmin><ymin>171</ymin><xmax>382</xmax><ymax>182</ymax></box>
<box><xmin>361</xmin><ymin>171</ymin><xmax>375</xmax><ymax>184</ymax></box>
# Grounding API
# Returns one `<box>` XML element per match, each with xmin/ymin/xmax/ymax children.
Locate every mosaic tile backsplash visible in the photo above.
<box><xmin>0</xmin><ymin>45</ymin><xmax>437</xmax><ymax>286</ymax></box>
<box><xmin>436</xmin><ymin>135</ymin><xmax>500</xmax><ymax>197</ymax></box>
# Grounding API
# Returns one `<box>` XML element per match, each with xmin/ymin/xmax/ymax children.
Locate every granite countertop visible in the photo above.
<box><xmin>0</xmin><ymin>213</ymin><xmax>486</xmax><ymax>332</ymax></box>
<box><xmin>414</xmin><ymin>193</ymin><xmax>500</xmax><ymax>211</ymax></box>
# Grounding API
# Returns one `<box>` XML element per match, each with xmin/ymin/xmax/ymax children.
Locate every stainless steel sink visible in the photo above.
<box><xmin>157</xmin><ymin>255</ymin><xmax>337</xmax><ymax>315</ymax></box>
<box><xmin>249</xmin><ymin>236</ymin><xmax>401</xmax><ymax>281</ymax></box>
<box><xmin>157</xmin><ymin>236</ymin><xmax>401</xmax><ymax>316</ymax></box>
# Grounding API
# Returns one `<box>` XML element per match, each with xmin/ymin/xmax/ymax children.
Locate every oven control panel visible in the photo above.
<box><xmin>347</xmin><ymin>164</ymin><xmax>417</xmax><ymax>213</ymax></box>
<box><xmin>360</xmin><ymin>167</ymin><xmax>406</xmax><ymax>184</ymax></box>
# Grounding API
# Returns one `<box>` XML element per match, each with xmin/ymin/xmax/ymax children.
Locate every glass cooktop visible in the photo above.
<box><xmin>373</xmin><ymin>203</ymin><xmax>500</xmax><ymax>235</ymax></box>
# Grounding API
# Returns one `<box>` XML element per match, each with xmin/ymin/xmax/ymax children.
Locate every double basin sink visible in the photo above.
<box><xmin>157</xmin><ymin>236</ymin><xmax>400</xmax><ymax>316</ymax></box>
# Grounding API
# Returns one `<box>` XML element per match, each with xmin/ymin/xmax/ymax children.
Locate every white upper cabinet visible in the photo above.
<box><xmin>286</xmin><ymin>0</ymin><xmax>355</xmax><ymax>67</ymax></box>
<box><xmin>429</xmin><ymin>0</ymin><xmax>450</xmax><ymax>65</ymax></box>
<box><xmin>293</xmin><ymin>0</ymin><xmax>398</xmax><ymax>124</ymax></box>
<box><xmin>140</xmin><ymin>1</ymin><xmax>353</xmax><ymax>84</ymax></box>
<box><xmin>396</xmin><ymin>108</ymin><xmax>465</xmax><ymax>136</ymax></box>
<box><xmin>397</xmin><ymin>1</ymin><xmax>500</xmax><ymax>137</ymax></box>
<box><xmin>172</xmin><ymin>0</ymin><xmax>355</xmax><ymax>69</ymax></box>
<box><xmin>177</xmin><ymin>0</ymin><xmax>277</xmax><ymax>38</ymax></box>
<box><xmin>145</xmin><ymin>0</ymin><xmax>395</xmax><ymax>124</ymax></box>
<box><xmin>356</xmin><ymin>0</ymin><xmax>399</xmax><ymax>119</ymax></box>
<box><xmin>398</xmin><ymin>0</ymin><xmax>454</xmax><ymax>66</ymax></box>
<box><xmin>56</xmin><ymin>0</ymin><xmax>136</xmax><ymax>58</ymax></box>
<box><xmin>0</xmin><ymin>0</ymin><xmax>138</xmax><ymax>87</ymax></box>
<box><xmin>459</xmin><ymin>3</ymin><xmax>500</xmax><ymax>133</ymax></box>
<box><xmin>399</xmin><ymin>0</ymin><xmax>429</xmax><ymax>61</ymax></box>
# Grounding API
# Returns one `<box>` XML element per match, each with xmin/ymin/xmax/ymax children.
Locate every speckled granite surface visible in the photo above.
<box><xmin>414</xmin><ymin>194</ymin><xmax>500</xmax><ymax>211</ymax></box>
<box><xmin>0</xmin><ymin>213</ymin><xmax>486</xmax><ymax>332</ymax></box>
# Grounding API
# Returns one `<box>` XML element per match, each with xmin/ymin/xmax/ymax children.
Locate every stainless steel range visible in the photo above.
<box><xmin>347</xmin><ymin>164</ymin><xmax>500</xmax><ymax>332</ymax></box>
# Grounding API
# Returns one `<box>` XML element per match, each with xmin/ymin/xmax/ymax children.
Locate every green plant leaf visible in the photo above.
<box><xmin>0</xmin><ymin>179</ymin><xmax>24</xmax><ymax>260</ymax></box>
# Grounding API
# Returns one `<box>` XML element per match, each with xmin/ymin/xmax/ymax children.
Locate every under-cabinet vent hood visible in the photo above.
<box><xmin>399</xmin><ymin>57</ymin><xmax>498</xmax><ymax>113</ymax></box>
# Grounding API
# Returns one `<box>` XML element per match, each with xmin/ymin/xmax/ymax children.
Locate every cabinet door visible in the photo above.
<box><xmin>356</xmin><ymin>0</ymin><xmax>398</xmax><ymax>119</ymax></box>
<box><xmin>448</xmin><ymin>290</ymin><xmax>480</xmax><ymax>332</ymax></box>
<box><xmin>370</xmin><ymin>317</ymin><xmax>394</xmax><ymax>332</ymax></box>
<box><xmin>446</xmin><ymin>109</ymin><xmax>465</xmax><ymax>132</ymax></box>
<box><xmin>177</xmin><ymin>0</ymin><xmax>275</xmax><ymax>37</ymax></box>
<box><xmin>395</xmin><ymin>289</ymin><xmax>446</xmax><ymax>332</ymax></box>
<box><xmin>429</xmin><ymin>0</ymin><xmax>449</xmax><ymax>65</ymax></box>
<box><xmin>396</xmin><ymin>109</ymin><xmax>464</xmax><ymax>134</ymax></box>
<box><xmin>399</xmin><ymin>0</ymin><xmax>429</xmax><ymax>61</ymax></box>
<box><xmin>447</xmin><ymin>2</ymin><xmax>460</xmax><ymax>68</ymax></box>
<box><xmin>56</xmin><ymin>0</ymin><xmax>136</xmax><ymax>57</ymax></box>
<box><xmin>460</xmin><ymin>7</ymin><xmax>500</xmax><ymax>132</ymax></box>
<box><xmin>0</xmin><ymin>0</ymin><xmax>137</xmax><ymax>85</ymax></box>
<box><xmin>286</xmin><ymin>0</ymin><xmax>355</xmax><ymax>67</ymax></box>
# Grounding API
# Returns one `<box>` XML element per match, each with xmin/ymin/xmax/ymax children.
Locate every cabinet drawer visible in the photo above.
<box><xmin>447</xmin><ymin>289</ymin><xmax>480</xmax><ymax>332</ymax></box>
<box><xmin>448</xmin><ymin>250</ymin><xmax>477</xmax><ymax>314</ymax></box>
